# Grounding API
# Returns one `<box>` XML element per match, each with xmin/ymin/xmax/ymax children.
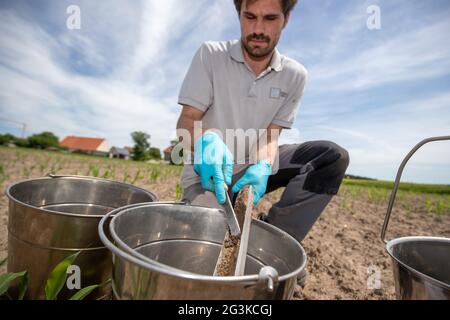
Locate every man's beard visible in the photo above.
<box><xmin>242</xmin><ymin>33</ymin><xmax>278</xmax><ymax>59</ymax></box>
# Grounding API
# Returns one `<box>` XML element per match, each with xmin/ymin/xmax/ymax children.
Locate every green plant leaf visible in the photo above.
<box><xmin>0</xmin><ymin>271</ymin><xmax>27</xmax><ymax>297</ymax></box>
<box><xmin>45</xmin><ymin>251</ymin><xmax>80</xmax><ymax>300</ymax></box>
<box><xmin>69</xmin><ymin>278</ymin><xmax>111</xmax><ymax>300</ymax></box>
<box><xmin>69</xmin><ymin>284</ymin><xmax>100</xmax><ymax>300</ymax></box>
<box><xmin>18</xmin><ymin>271</ymin><xmax>28</xmax><ymax>300</ymax></box>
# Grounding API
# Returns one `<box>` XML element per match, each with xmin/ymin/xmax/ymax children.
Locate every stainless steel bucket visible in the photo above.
<box><xmin>381</xmin><ymin>136</ymin><xmax>450</xmax><ymax>300</ymax></box>
<box><xmin>98</xmin><ymin>203</ymin><xmax>307</xmax><ymax>300</ymax></box>
<box><xmin>5</xmin><ymin>174</ymin><xmax>158</xmax><ymax>299</ymax></box>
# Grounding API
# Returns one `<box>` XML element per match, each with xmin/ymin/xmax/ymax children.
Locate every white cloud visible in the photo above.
<box><xmin>301</xmin><ymin>92</ymin><xmax>450</xmax><ymax>183</ymax></box>
<box><xmin>278</xmin><ymin>127</ymin><xmax>304</xmax><ymax>146</ymax></box>
<box><xmin>278</xmin><ymin>1</ymin><xmax>450</xmax><ymax>183</ymax></box>
<box><xmin>1</xmin><ymin>0</ymin><xmax>449</xmax><ymax>184</ymax></box>
<box><xmin>0</xmin><ymin>1</ymin><xmax>236</xmax><ymax>151</ymax></box>
<box><xmin>306</xmin><ymin>10</ymin><xmax>450</xmax><ymax>93</ymax></box>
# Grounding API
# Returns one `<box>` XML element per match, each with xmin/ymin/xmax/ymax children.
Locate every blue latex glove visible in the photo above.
<box><xmin>232</xmin><ymin>160</ymin><xmax>272</xmax><ymax>205</ymax></box>
<box><xmin>193</xmin><ymin>131</ymin><xmax>233</xmax><ymax>204</ymax></box>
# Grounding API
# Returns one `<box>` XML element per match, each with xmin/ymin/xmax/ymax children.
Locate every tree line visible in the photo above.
<box><xmin>0</xmin><ymin>131</ymin><xmax>162</xmax><ymax>162</ymax></box>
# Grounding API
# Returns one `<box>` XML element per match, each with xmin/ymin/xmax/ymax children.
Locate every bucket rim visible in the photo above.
<box><xmin>385</xmin><ymin>236</ymin><xmax>450</xmax><ymax>290</ymax></box>
<box><xmin>4</xmin><ymin>175</ymin><xmax>158</xmax><ymax>219</ymax></box>
<box><xmin>99</xmin><ymin>202</ymin><xmax>308</xmax><ymax>284</ymax></box>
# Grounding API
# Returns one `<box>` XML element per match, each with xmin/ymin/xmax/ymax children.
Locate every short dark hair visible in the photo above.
<box><xmin>233</xmin><ymin>0</ymin><xmax>298</xmax><ymax>17</ymax></box>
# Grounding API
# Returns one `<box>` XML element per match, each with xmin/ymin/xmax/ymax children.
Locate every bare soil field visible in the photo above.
<box><xmin>1</xmin><ymin>146</ymin><xmax>449</xmax><ymax>299</ymax></box>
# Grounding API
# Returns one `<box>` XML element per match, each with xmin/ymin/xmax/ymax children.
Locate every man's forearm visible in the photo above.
<box><xmin>256</xmin><ymin>128</ymin><xmax>280</xmax><ymax>167</ymax></box>
<box><xmin>176</xmin><ymin>117</ymin><xmax>209</xmax><ymax>153</ymax></box>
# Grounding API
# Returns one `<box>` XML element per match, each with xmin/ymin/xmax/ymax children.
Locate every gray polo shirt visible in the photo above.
<box><xmin>178</xmin><ymin>39</ymin><xmax>308</xmax><ymax>190</ymax></box>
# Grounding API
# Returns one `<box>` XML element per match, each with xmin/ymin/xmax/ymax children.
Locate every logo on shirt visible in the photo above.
<box><xmin>269</xmin><ymin>87</ymin><xmax>288</xmax><ymax>99</ymax></box>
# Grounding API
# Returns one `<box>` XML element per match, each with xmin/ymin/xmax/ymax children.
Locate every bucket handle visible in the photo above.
<box><xmin>47</xmin><ymin>173</ymin><xmax>92</xmax><ymax>179</ymax></box>
<box><xmin>380</xmin><ymin>135</ymin><xmax>450</xmax><ymax>244</ymax></box>
<box><xmin>258</xmin><ymin>266</ymin><xmax>279</xmax><ymax>292</ymax></box>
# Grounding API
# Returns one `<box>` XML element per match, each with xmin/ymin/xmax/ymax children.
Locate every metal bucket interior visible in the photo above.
<box><xmin>103</xmin><ymin>203</ymin><xmax>307</xmax><ymax>299</ymax></box>
<box><xmin>110</xmin><ymin>203</ymin><xmax>304</xmax><ymax>277</ymax></box>
<box><xmin>8</xmin><ymin>176</ymin><xmax>156</xmax><ymax>215</ymax></box>
<box><xmin>41</xmin><ymin>203</ymin><xmax>114</xmax><ymax>215</ymax></box>
<box><xmin>386</xmin><ymin>237</ymin><xmax>450</xmax><ymax>299</ymax></box>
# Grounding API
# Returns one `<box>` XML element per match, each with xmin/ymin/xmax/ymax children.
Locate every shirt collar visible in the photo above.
<box><xmin>230</xmin><ymin>39</ymin><xmax>283</xmax><ymax>72</ymax></box>
<box><xmin>270</xmin><ymin>48</ymin><xmax>282</xmax><ymax>72</ymax></box>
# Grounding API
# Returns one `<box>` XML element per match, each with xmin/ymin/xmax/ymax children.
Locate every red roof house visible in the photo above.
<box><xmin>60</xmin><ymin>136</ymin><xmax>109</xmax><ymax>155</ymax></box>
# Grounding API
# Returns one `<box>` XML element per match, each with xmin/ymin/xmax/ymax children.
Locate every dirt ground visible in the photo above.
<box><xmin>1</xmin><ymin>147</ymin><xmax>449</xmax><ymax>299</ymax></box>
<box><xmin>257</xmin><ymin>189</ymin><xmax>450</xmax><ymax>300</ymax></box>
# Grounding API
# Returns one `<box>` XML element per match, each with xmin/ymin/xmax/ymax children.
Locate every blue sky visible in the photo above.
<box><xmin>0</xmin><ymin>0</ymin><xmax>449</xmax><ymax>183</ymax></box>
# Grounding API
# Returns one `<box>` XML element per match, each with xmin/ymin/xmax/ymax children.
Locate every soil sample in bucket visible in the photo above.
<box><xmin>213</xmin><ymin>186</ymin><xmax>253</xmax><ymax>276</ymax></box>
<box><xmin>213</xmin><ymin>234</ymin><xmax>241</xmax><ymax>276</ymax></box>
